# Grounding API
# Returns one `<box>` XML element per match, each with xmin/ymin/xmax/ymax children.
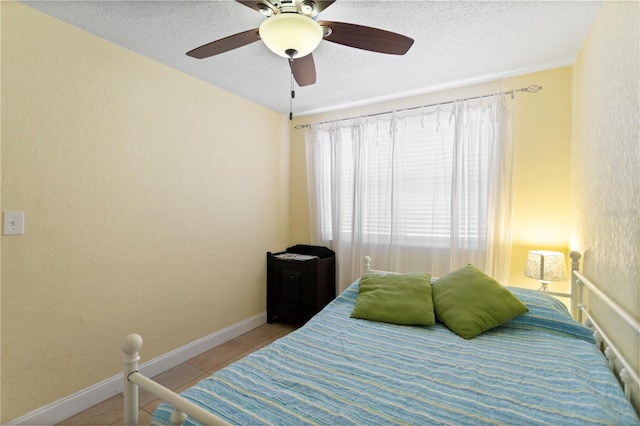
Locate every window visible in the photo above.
<box><xmin>305</xmin><ymin>96</ymin><xmax>513</xmax><ymax>289</ymax></box>
<box><xmin>315</xmin><ymin>110</ymin><xmax>487</xmax><ymax>248</ymax></box>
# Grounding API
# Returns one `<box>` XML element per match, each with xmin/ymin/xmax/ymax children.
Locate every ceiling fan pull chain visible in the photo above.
<box><xmin>289</xmin><ymin>61</ymin><xmax>296</xmax><ymax>120</ymax></box>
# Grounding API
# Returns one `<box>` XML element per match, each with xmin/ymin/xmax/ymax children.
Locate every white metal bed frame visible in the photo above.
<box><xmin>121</xmin><ymin>251</ymin><xmax>640</xmax><ymax>425</ymax></box>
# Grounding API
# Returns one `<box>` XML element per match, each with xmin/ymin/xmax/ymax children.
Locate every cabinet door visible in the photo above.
<box><xmin>271</xmin><ymin>259</ymin><xmax>317</xmax><ymax>314</ymax></box>
<box><xmin>279</xmin><ymin>268</ymin><xmax>304</xmax><ymax>304</ymax></box>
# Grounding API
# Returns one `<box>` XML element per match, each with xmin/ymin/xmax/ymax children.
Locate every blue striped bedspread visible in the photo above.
<box><xmin>152</xmin><ymin>283</ymin><xmax>638</xmax><ymax>425</ymax></box>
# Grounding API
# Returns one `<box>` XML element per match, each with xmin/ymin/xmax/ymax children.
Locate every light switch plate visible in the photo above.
<box><xmin>4</xmin><ymin>211</ymin><xmax>25</xmax><ymax>235</ymax></box>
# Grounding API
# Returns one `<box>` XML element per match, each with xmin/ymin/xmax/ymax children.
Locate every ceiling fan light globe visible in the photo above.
<box><xmin>259</xmin><ymin>13</ymin><xmax>323</xmax><ymax>58</ymax></box>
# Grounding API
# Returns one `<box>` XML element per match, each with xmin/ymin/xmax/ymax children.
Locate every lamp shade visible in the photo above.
<box><xmin>259</xmin><ymin>13</ymin><xmax>323</xmax><ymax>58</ymax></box>
<box><xmin>524</xmin><ymin>250</ymin><xmax>567</xmax><ymax>282</ymax></box>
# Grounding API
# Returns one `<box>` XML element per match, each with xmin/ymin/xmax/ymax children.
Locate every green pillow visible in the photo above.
<box><xmin>351</xmin><ymin>272</ymin><xmax>434</xmax><ymax>326</ymax></box>
<box><xmin>432</xmin><ymin>265</ymin><xmax>528</xmax><ymax>339</ymax></box>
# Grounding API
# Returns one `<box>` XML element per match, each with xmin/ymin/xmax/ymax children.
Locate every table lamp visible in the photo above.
<box><xmin>524</xmin><ymin>250</ymin><xmax>567</xmax><ymax>291</ymax></box>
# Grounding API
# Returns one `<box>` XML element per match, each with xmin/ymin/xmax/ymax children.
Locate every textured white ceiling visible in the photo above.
<box><xmin>22</xmin><ymin>0</ymin><xmax>601</xmax><ymax>117</ymax></box>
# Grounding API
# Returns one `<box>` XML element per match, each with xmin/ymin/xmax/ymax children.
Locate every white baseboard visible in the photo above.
<box><xmin>9</xmin><ymin>312</ymin><xmax>267</xmax><ymax>425</ymax></box>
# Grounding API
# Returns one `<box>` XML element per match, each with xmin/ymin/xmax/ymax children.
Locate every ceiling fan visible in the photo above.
<box><xmin>186</xmin><ymin>0</ymin><xmax>414</xmax><ymax>88</ymax></box>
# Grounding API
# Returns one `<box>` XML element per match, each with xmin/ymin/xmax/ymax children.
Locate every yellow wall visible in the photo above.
<box><xmin>571</xmin><ymin>0</ymin><xmax>639</xmax><ymax>404</ymax></box>
<box><xmin>0</xmin><ymin>2</ymin><xmax>3</xmax><ymax>421</ymax></box>
<box><xmin>6</xmin><ymin>0</ymin><xmax>637</xmax><ymax>420</ymax></box>
<box><xmin>1</xmin><ymin>3</ymin><xmax>290</xmax><ymax>421</ymax></box>
<box><xmin>290</xmin><ymin>68</ymin><xmax>573</xmax><ymax>291</ymax></box>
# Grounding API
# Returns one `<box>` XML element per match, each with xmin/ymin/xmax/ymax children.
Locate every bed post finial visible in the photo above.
<box><xmin>122</xmin><ymin>334</ymin><xmax>143</xmax><ymax>426</ymax></box>
<box><xmin>569</xmin><ymin>252</ymin><xmax>582</xmax><ymax>319</ymax></box>
<box><xmin>569</xmin><ymin>251</ymin><xmax>581</xmax><ymax>271</ymax></box>
<box><xmin>363</xmin><ymin>256</ymin><xmax>372</xmax><ymax>274</ymax></box>
<box><xmin>122</xmin><ymin>333</ymin><xmax>143</xmax><ymax>357</ymax></box>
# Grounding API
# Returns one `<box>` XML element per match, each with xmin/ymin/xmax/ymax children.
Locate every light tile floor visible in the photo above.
<box><xmin>56</xmin><ymin>321</ymin><xmax>300</xmax><ymax>425</ymax></box>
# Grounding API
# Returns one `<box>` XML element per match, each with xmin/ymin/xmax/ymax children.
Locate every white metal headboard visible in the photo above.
<box><xmin>570</xmin><ymin>251</ymin><xmax>640</xmax><ymax>406</ymax></box>
<box><xmin>362</xmin><ymin>256</ymin><xmax>376</xmax><ymax>274</ymax></box>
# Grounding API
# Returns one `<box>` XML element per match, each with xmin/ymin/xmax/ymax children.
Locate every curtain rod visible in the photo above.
<box><xmin>294</xmin><ymin>84</ymin><xmax>542</xmax><ymax>130</ymax></box>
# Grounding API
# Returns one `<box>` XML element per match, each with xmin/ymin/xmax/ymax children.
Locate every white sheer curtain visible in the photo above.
<box><xmin>305</xmin><ymin>95</ymin><xmax>514</xmax><ymax>292</ymax></box>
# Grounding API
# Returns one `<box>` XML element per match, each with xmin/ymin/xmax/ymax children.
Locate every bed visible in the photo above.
<box><xmin>121</xmin><ymin>252</ymin><xmax>639</xmax><ymax>425</ymax></box>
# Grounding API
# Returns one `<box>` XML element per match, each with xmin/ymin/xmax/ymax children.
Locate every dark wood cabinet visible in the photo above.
<box><xmin>267</xmin><ymin>245</ymin><xmax>336</xmax><ymax>324</ymax></box>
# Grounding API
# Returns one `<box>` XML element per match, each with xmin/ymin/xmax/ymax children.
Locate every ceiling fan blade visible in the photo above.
<box><xmin>315</xmin><ymin>1</ymin><xmax>337</xmax><ymax>14</ymax></box>
<box><xmin>318</xmin><ymin>21</ymin><xmax>414</xmax><ymax>55</ymax></box>
<box><xmin>187</xmin><ymin>28</ymin><xmax>260</xmax><ymax>59</ymax></box>
<box><xmin>289</xmin><ymin>54</ymin><xmax>317</xmax><ymax>87</ymax></box>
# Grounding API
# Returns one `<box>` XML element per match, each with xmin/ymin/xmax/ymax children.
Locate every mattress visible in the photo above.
<box><xmin>152</xmin><ymin>282</ymin><xmax>638</xmax><ymax>425</ymax></box>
